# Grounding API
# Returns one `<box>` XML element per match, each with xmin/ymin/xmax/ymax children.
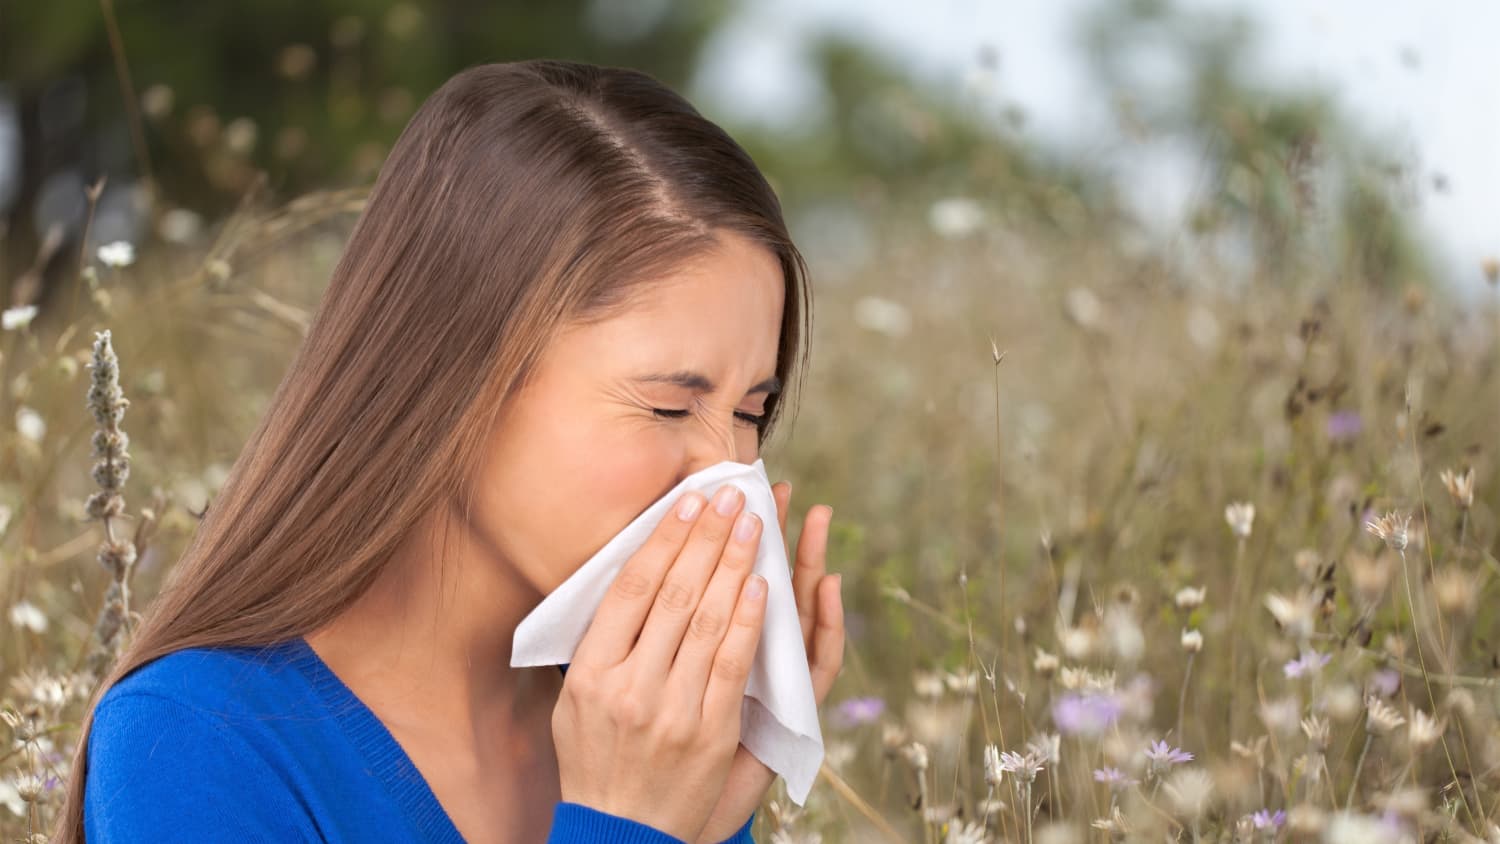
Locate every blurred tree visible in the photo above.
<box><xmin>2</xmin><ymin>0</ymin><xmax>1110</xmax><ymax>309</ymax></box>
<box><xmin>1</xmin><ymin>0</ymin><xmax>739</xmax><ymax>304</ymax></box>
<box><xmin>1077</xmin><ymin>0</ymin><xmax>1432</xmax><ymax>290</ymax></box>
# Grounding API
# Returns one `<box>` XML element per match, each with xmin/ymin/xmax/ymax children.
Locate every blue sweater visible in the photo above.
<box><xmin>84</xmin><ymin>637</ymin><xmax>755</xmax><ymax>842</ymax></box>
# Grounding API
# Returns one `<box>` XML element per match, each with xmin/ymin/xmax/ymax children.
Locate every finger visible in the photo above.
<box><xmin>794</xmin><ymin>505</ymin><xmax>833</xmax><ymax>652</ymax></box>
<box><xmin>630</xmin><ymin>483</ymin><xmax>747</xmax><ymax>679</ymax></box>
<box><xmin>574</xmin><ymin>489</ymin><xmax>709</xmax><ymax>669</ymax></box>
<box><xmin>809</xmin><ymin>574</ymin><xmax>845</xmax><ymax>704</ymax></box>
<box><xmin>701</xmin><ymin>573</ymin><xmax>768</xmax><ymax>724</ymax></box>
<box><xmin>667</xmin><ymin>508</ymin><xmax>762</xmax><ymax>703</ymax></box>
<box><xmin>772</xmin><ymin>481</ymin><xmax>791</xmax><ymax>545</ymax></box>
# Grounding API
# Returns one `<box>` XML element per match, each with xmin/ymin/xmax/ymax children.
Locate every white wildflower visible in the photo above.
<box><xmin>15</xmin><ymin>407</ymin><xmax>45</xmax><ymax>442</ymax></box>
<box><xmin>902</xmin><ymin>741</ymin><xmax>929</xmax><ymax>772</ymax></box>
<box><xmin>1</xmin><ymin>304</ymin><xmax>38</xmax><ymax>331</ymax></box>
<box><xmin>927</xmin><ymin>196</ymin><xmax>985</xmax><ymax>239</ymax></box>
<box><xmin>1324</xmin><ymin>811</ymin><xmax>1399</xmax><ymax>844</ymax></box>
<box><xmin>1163</xmin><ymin>768</ymin><xmax>1214</xmax><ymax>818</ymax></box>
<box><xmin>1064</xmin><ymin>286</ymin><xmax>1103</xmax><ymax>330</ymax></box>
<box><xmin>997</xmin><ymin>749</ymin><xmax>1045</xmax><ymax>783</ymax></box>
<box><xmin>1174</xmin><ymin>585</ymin><xmax>1206</xmax><ymax>611</ymax></box>
<box><xmin>1363</xmin><ymin>510</ymin><xmax>1411</xmax><ymax>552</ymax></box>
<box><xmin>0</xmin><ymin>777</ymin><xmax>21</xmax><ymax>816</ymax></box>
<box><xmin>1180</xmin><ymin>628</ymin><xmax>1203</xmax><ymax>653</ymax></box>
<box><xmin>97</xmin><ymin>240</ymin><xmax>136</xmax><ymax>268</ymax></box>
<box><xmin>943</xmin><ymin>669</ymin><xmax>979</xmax><ymax>696</ymax></box>
<box><xmin>1224</xmin><ymin>501</ymin><xmax>1255</xmax><ymax>539</ymax></box>
<box><xmin>8</xmin><ymin>600</ymin><xmax>47</xmax><ymax>633</ymax></box>
<box><xmin>1407</xmin><ymin>709</ymin><xmax>1445</xmax><ymax>750</ymax></box>
<box><xmin>1032</xmin><ymin>647</ymin><xmax>1060</xmax><ymax>677</ymax></box>
<box><xmin>1365</xmin><ymin>695</ymin><xmax>1406</xmax><ymax>736</ymax></box>
<box><xmin>853</xmin><ymin>296</ymin><xmax>911</xmax><ymax>338</ymax></box>
<box><xmin>1026</xmin><ymin>732</ymin><xmax>1061</xmax><ymax>765</ymax></box>
<box><xmin>983</xmin><ymin>743</ymin><xmax>1003</xmax><ymax>786</ymax></box>
<box><xmin>912</xmin><ymin>668</ymin><xmax>946</xmax><ymax>698</ymax></box>
<box><xmin>1439</xmin><ymin>467</ymin><xmax>1475</xmax><ymax>510</ymax></box>
<box><xmin>944</xmin><ymin>819</ymin><xmax>989</xmax><ymax>844</ymax></box>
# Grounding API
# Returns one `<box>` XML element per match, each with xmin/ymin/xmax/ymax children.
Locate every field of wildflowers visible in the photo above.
<box><xmin>1</xmin><ymin>185</ymin><xmax>1498</xmax><ymax>843</ymax></box>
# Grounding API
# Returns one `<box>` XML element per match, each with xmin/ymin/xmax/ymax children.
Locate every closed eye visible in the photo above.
<box><xmin>652</xmin><ymin>408</ymin><xmax>766</xmax><ymax>429</ymax></box>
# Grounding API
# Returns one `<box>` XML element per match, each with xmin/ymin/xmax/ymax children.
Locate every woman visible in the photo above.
<box><xmin>55</xmin><ymin>59</ymin><xmax>844</xmax><ymax>843</ymax></box>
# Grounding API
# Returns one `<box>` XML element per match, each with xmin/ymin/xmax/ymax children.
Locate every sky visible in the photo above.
<box><xmin>692</xmin><ymin>0</ymin><xmax>1500</xmax><ymax>294</ymax></box>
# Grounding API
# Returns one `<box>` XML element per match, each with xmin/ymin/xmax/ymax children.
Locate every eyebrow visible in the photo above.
<box><xmin>634</xmin><ymin>370</ymin><xmax>782</xmax><ymax>396</ymax></box>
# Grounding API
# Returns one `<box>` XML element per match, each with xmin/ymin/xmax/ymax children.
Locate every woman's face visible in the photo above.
<box><xmin>468</xmin><ymin>229</ymin><xmax>787</xmax><ymax>596</ymax></box>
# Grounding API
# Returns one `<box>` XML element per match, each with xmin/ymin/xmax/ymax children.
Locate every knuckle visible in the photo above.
<box><xmin>718</xmin><ymin>546</ymin><xmax>753</xmax><ymax>571</ymax></box>
<box><xmin>713</xmin><ymin>651</ymin><xmax>750</xmax><ymax>680</ymax></box>
<box><xmin>611</xmin><ymin>569</ymin><xmax>654</xmax><ymax>600</ymax></box>
<box><xmin>694</xmin><ymin>524</ymin><xmax>727</xmax><ymax>548</ymax></box>
<box><xmin>657</xmin><ymin>579</ymin><xmax>694</xmax><ymax>611</ymax></box>
<box><xmin>661</xmin><ymin>718</ymin><xmax>697</xmax><ymax>748</ymax></box>
<box><xmin>688</xmin><ymin>607</ymin><xmax>727</xmax><ymax>640</ymax></box>
<box><xmin>611</xmin><ymin>695</ymin><xmax>652</xmax><ymax>729</ymax></box>
<box><xmin>649</xmin><ymin>526</ymin><xmax>685</xmax><ymax>554</ymax></box>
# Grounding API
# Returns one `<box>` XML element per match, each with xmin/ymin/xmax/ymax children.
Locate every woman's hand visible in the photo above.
<box><xmin>552</xmin><ymin>483</ymin><xmax>770</xmax><ymax>843</ymax></box>
<box><xmin>693</xmin><ymin>480</ymin><xmax>845</xmax><ymax>844</ymax></box>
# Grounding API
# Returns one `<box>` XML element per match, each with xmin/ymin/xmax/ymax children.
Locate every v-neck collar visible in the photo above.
<box><xmin>283</xmin><ymin>635</ymin><xmax>468</xmax><ymax>843</ymax></box>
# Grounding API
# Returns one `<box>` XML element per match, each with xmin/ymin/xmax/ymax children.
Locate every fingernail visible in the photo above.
<box><xmin>733</xmin><ymin>511</ymin><xmax>760</xmax><ymax>543</ymax></box>
<box><xmin>746</xmin><ymin>575</ymin><xmax>766</xmax><ymax>599</ymax></box>
<box><xmin>834</xmin><ymin>573</ymin><xmax>843</xmax><ymax>591</ymax></box>
<box><xmin>677</xmin><ymin>493</ymin><xmax>704</xmax><ymax>521</ymax></box>
<box><xmin>713</xmin><ymin>484</ymin><xmax>743</xmax><ymax>516</ymax></box>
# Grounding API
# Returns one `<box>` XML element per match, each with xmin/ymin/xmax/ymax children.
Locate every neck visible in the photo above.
<box><xmin>304</xmin><ymin>501</ymin><xmax>558</xmax><ymax>746</ymax></box>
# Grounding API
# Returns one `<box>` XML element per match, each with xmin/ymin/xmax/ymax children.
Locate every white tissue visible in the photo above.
<box><xmin>511</xmin><ymin>457</ymin><xmax>824</xmax><ymax>805</ymax></box>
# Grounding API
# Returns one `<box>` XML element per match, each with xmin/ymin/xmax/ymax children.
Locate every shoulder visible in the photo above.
<box><xmin>98</xmin><ymin>640</ymin><xmax>305</xmax><ymax>715</ymax></box>
<box><xmin>89</xmin><ymin>639</ymin><xmax>315</xmax><ymax>769</ymax></box>
<box><xmin>84</xmin><ymin>642</ymin><xmax>321</xmax><ymax>841</ymax></box>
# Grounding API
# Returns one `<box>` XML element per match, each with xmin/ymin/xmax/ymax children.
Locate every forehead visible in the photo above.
<box><xmin>560</xmin><ymin>233</ymin><xmax>785</xmax><ymax>369</ymax></box>
<box><xmin>633</xmin><ymin>234</ymin><xmax>783</xmax><ymax>322</ymax></box>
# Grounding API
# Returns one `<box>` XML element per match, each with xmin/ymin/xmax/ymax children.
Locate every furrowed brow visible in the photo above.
<box><xmin>634</xmin><ymin>370</ymin><xmax>782</xmax><ymax>396</ymax></box>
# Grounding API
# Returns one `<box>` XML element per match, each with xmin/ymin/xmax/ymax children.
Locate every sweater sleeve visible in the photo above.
<box><xmin>84</xmin><ymin>692</ymin><xmax>321</xmax><ymax>843</ymax></box>
<box><xmin>549</xmin><ymin>802</ymin><xmax>756</xmax><ymax>844</ymax></box>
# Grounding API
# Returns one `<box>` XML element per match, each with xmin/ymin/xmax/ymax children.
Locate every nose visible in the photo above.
<box><xmin>681</xmin><ymin>411</ymin><xmax>748</xmax><ymax>478</ymax></box>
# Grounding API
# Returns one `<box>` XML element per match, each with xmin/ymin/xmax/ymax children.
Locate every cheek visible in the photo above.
<box><xmin>472</xmin><ymin>405</ymin><xmax>684</xmax><ymax>592</ymax></box>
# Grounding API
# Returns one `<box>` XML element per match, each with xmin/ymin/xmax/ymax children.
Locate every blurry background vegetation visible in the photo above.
<box><xmin>3</xmin><ymin>0</ymin><xmax>1450</xmax><ymax>305</ymax></box>
<box><xmin>3</xmin><ymin>1</ymin><xmax>1499</xmax><ymax>841</ymax></box>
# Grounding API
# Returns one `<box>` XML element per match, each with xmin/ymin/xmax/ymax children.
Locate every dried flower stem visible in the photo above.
<box><xmin>1400</xmin><ymin>401</ymin><xmax>1486</xmax><ymax>830</ymax></box>
<box><xmin>1226</xmin><ymin>535</ymin><xmax>1246</xmax><ymax>733</ymax></box>
<box><xmin>1345</xmin><ymin>733</ymin><xmax>1373</xmax><ymax>810</ymax></box>
<box><xmin>1176</xmin><ymin>651</ymin><xmax>1196</xmax><ymax>742</ymax></box>
<box><xmin>83</xmin><ymin>330</ymin><xmax>139</xmax><ymax>678</ymax></box>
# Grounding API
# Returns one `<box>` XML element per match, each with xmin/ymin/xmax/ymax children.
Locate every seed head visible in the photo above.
<box><xmin>1174</xmin><ymin>585</ymin><xmax>1206</xmax><ymax>611</ymax></box>
<box><xmin>1033</xmin><ymin>647</ymin><xmax>1060</xmax><ymax>678</ymax></box>
<box><xmin>1407</xmin><ymin>709</ymin><xmax>1445</xmax><ymax>750</ymax></box>
<box><xmin>983</xmin><ymin>743</ymin><xmax>1003</xmax><ymax>786</ymax></box>
<box><xmin>1180</xmin><ymin>628</ymin><xmax>1203</xmax><ymax>653</ymax></box>
<box><xmin>1363</xmin><ymin>510</ymin><xmax>1411</xmax><ymax>552</ymax></box>
<box><xmin>1365</xmin><ymin>695</ymin><xmax>1406</xmax><ymax>736</ymax></box>
<box><xmin>1225</xmin><ymin>501</ymin><xmax>1255</xmax><ymax>540</ymax></box>
<box><xmin>1439</xmin><ymin>467</ymin><xmax>1475</xmax><ymax>510</ymax></box>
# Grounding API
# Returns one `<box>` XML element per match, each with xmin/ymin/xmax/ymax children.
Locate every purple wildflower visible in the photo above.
<box><xmin>1052</xmin><ymin>691</ymin><xmax>1123</xmax><ymax>737</ymax></box>
<box><xmin>1367</xmin><ymin>668</ymin><xmax>1401</xmax><ymax>698</ymax></box>
<box><xmin>835</xmin><ymin>696</ymin><xmax>885</xmax><ymax>727</ymax></box>
<box><xmin>1093</xmin><ymin>767</ymin><xmax>1137</xmax><ymax>789</ymax></box>
<box><xmin>1326</xmin><ymin>410</ymin><xmax>1363</xmax><ymax>442</ymax></box>
<box><xmin>997</xmin><ymin>749</ymin><xmax>1046</xmax><ymax>782</ymax></box>
<box><xmin>1251</xmin><ymin>809</ymin><xmax>1285</xmax><ymax>829</ymax></box>
<box><xmin>1144</xmin><ymin>739</ymin><xmax>1193</xmax><ymax>776</ymax></box>
<box><xmin>1283</xmin><ymin>649</ymin><xmax>1332</xmax><ymax>679</ymax></box>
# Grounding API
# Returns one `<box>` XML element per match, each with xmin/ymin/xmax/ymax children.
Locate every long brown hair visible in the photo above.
<box><xmin>55</xmin><ymin>58</ymin><xmax>812</xmax><ymax>842</ymax></box>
